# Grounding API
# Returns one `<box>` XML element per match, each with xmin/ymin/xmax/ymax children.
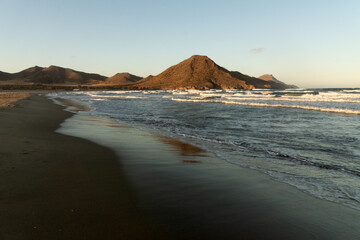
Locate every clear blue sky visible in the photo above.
<box><xmin>1</xmin><ymin>0</ymin><xmax>359</xmax><ymax>88</ymax></box>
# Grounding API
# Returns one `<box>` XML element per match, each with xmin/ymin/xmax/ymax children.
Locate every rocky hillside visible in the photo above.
<box><xmin>0</xmin><ymin>57</ymin><xmax>294</xmax><ymax>89</ymax></box>
<box><xmin>0</xmin><ymin>71</ymin><xmax>11</xmax><ymax>80</ymax></box>
<box><xmin>103</xmin><ymin>73</ymin><xmax>142</xmax><ymax>85</ymax></box>
<box><xmin>135</xmin><ymin>55</ymin><xmax>292</xmax><ymax>90</ymax></box>
<box><xmin>0</xmin><ymin>66</ymin><xmax>107</xmax><ymax>85</ymax></box>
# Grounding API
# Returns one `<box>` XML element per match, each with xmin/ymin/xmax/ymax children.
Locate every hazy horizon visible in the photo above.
<box><xmin>1</xmin><ymin>0</ymin><xmax>359</xmax><ymax>88</ymax></box>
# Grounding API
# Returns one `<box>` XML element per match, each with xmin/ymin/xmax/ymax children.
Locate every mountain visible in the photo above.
<box><xmin>0</xmin><ymin>71</ymin><xmax>11</xmax><ymax>81</ymax></box>
<box><xmin>0</xmin><ymin>57</ymin><xmax>294</xmax><ymax>89</ymax></box>
<box><xmin>258</xmin><ymin>74</ymin><xmax>297</xmax><ymax>89</ymax></box>
<box><xmin>103</xmin><ymin>73</ymin><xmax>142</xmax><ymax>85</ymax></box>
<box><xmin>228</xmin><ymin>71</ymin><xmax>287</xmax><ymax>89</ymax></box>
<box><xmin>135</xmin><ymin>55</ymin><xmax>249</xmax><ymax>90</ymax></box>
<box><xmin>134</xmin><ymin>55</ymin><xmax>291</xmax><ymax>90</ymax></box>
<box><xmin>0</xmin><ymin>66</ymin><xmax>107</xmax><ymax>85</ymax></box>
<box><xmin>12</xmin><ymin>66</ymin><xmax>43</xmax><ymax>80</ymax></box>
<box><xmin>258</xmin><ymin>74</ymin><xmax>284</xmax><ymax>84</ymax></box>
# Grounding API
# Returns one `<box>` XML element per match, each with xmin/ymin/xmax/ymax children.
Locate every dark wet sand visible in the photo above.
<box><xmin>0</xmin><ymin>95</ymin><xmax>173</xmax><ymax>239</ymax></box>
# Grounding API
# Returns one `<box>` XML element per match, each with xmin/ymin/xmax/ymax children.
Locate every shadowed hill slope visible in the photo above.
<box><xmin>0</xmin><ymin>71</ymin><xmax>11</xmax><ymax>81</ymax></box>
<box><xmin>103</xmin><ymin>73</ymin><xmax>142</xmax><ymax>85</ymax></box>
<box><xmin>0</xmin><ymin>66</ymin><xmax>107</xmax><ymax>85</ymax></box>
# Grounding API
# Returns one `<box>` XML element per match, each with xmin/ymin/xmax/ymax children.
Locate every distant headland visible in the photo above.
<box><xmin>0</xmin><ymin>55</ymin><xmax>295</xmax><ymax>90</ymax></box>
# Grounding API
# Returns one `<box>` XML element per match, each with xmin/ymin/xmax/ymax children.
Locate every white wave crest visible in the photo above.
<box><xmin>91</xmin><ymin>98</ymin><xmax>108</xmax><ymax>101</ymax></box>
<box><xmin>170</xmin><ymin>98</ymin><xmax>360</xmax><ymax>115</ymax></box>
<box><xmin>83</xmin><ymin>93</ymin><xmax>148</xmax><ymax>99</ymax></box>
<box><xmin>224</xmin><ymin>96</ymin><xmax>360</xmax><ymax>103</ymax></box>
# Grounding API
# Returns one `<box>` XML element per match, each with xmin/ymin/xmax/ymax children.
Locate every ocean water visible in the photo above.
<box><xmin>49</xmin><ymin>88</ymin><xmax>360</xmax><ymax>210</ymax></box>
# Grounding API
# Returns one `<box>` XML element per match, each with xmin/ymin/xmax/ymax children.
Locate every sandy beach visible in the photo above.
<box><xmin>0</xmin><ymin>92</ymin><xmax>31</xmax><ymax>107</ymax></box>
<box><xmin>0</xmin><ymin>94</ymin><xmax>173</xmax><ymax>239</ymax></box>
<box><xmin>1</xmin><ymin>93</ymin><xmax>360</xmax><ymax>239</ymax></box>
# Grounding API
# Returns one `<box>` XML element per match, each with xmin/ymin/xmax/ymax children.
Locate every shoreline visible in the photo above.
<box><xmin>0</xmin><ymin>95</ymin><xmax>173</xmax><ymax>239</ymax></box>
<box><xmin>1</xmin><ymin>94</ymin><xmax>360</xmax><ymax>239</ymax></box>
<box><xmin>56</xmin><ymin>99</ymin><xmax>360</xmax><ymax>240</ymax></box>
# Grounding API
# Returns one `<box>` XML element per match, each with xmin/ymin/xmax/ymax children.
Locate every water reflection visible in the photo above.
<box><xmin>156</xmin><ymin>136</ymin><xmax>206</xmax><ymax>158</ymax></box>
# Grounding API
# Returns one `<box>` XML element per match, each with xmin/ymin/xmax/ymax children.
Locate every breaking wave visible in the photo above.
<box><xmin>171</xmin><ymin>98</ymin><xmax>360</xmax><ymax>115</ymax></box>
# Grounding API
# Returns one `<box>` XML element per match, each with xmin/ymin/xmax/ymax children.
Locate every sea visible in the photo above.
<box><xmin>48</xmin><ymin>88</ymin><xmax>360</xmax><ymax>210</ymax></box>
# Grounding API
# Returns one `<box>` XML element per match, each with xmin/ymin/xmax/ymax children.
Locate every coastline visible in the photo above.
<box><xmin>56</xmin><ymin>99</ymin><xmax>360</xmax><ymax>240</ymax></box>
<box><xmin>1</xmin><ymin>94</ymin><xmax>360</xmax><ymax>239</ymax></box>
<box><xmin>0</xmin><ymin>95</ymin><xmax>173</xmax><ymax>239</ymax></box>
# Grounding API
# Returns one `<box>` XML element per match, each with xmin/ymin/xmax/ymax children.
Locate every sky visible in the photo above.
<box><xmin>1</xmin><ymin>0</ymin><xmax>359</xmax><ymax>88</ymax></box>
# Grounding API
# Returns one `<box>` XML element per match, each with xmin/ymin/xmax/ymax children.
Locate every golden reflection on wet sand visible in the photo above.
<box><xmin>0</xmin><ymin>92</ymin><xmax>30</xmax><ymax>107</ymax></box>
<box><xmin>156</xmin><ymin>136</ymin><xmax>206</xmax><ymax>159</ymax></box>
